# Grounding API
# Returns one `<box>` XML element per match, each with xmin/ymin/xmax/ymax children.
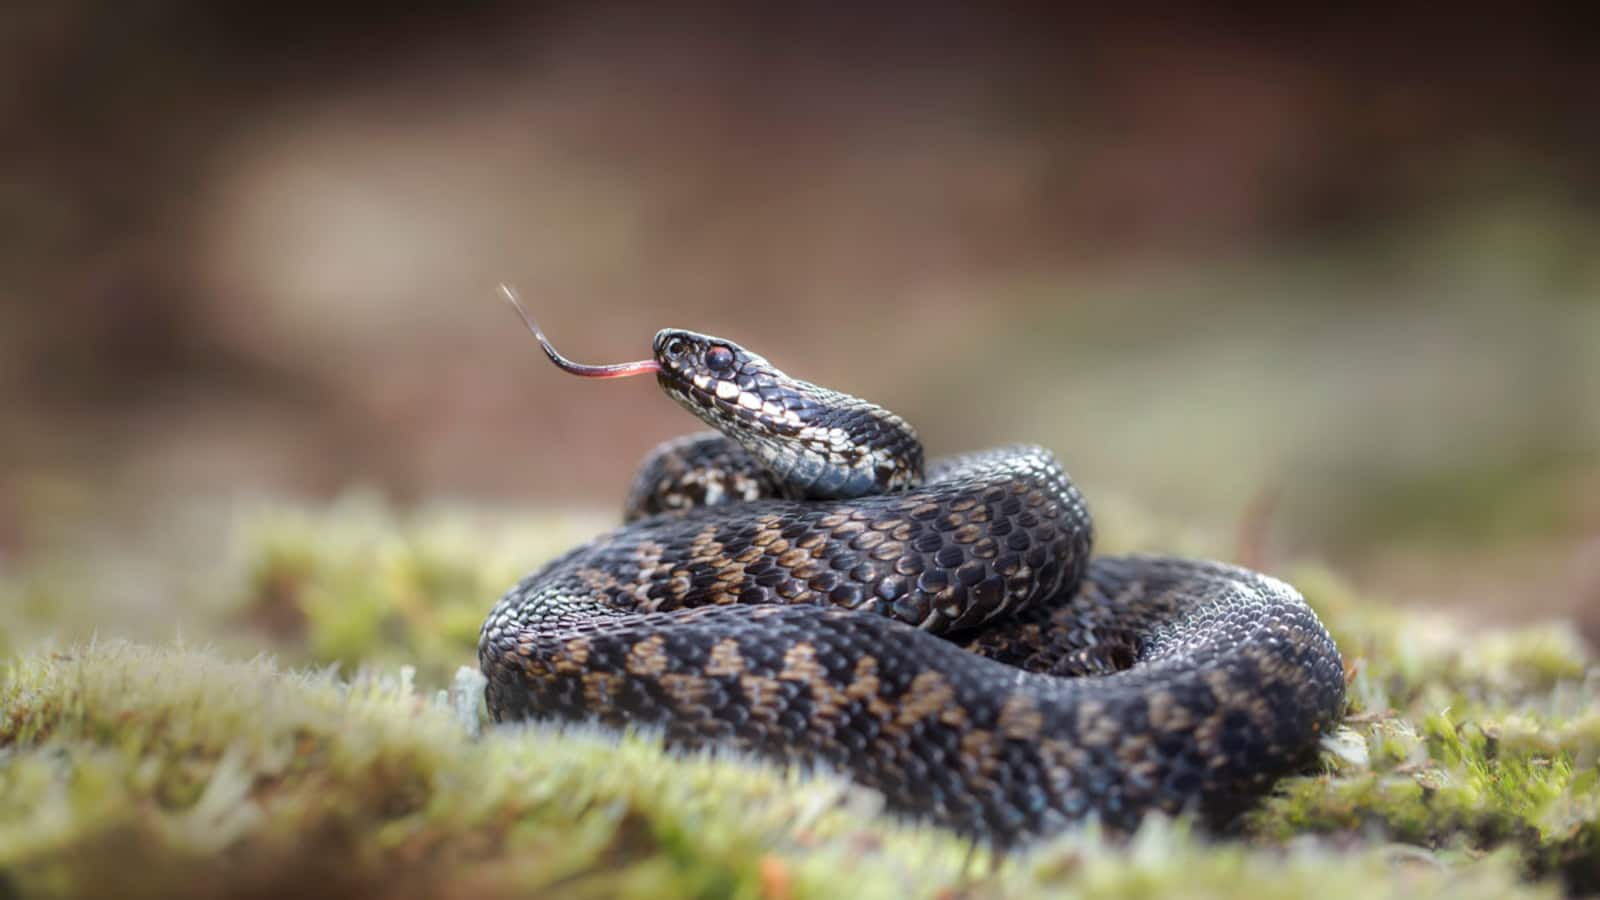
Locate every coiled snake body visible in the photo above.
<box><xmin>479</xmin><ymin>291</ymin><xmax>1346</xmax><ymax>843</ymax></box>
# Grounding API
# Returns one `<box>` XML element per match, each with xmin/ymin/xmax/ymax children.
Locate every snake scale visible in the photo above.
<box><xmin>479</xmin><ymin>289</ymin><xmax>1346</xmax><ymax>843</ymax></box>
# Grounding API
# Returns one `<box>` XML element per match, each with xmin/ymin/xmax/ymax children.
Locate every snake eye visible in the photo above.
<box><xmin>706</xmin><ymin>344</ymin><xmax>734</xmax><ymax>371</ymax></box>
<box><xmin>663</xmin><ymin>338</ymin><xmax>689</xmax><ymax>361</ymax></box>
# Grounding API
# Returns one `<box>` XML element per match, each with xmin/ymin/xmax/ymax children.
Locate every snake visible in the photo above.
<box><xmin>478</xmin><ymin>287</ymin><xmax>1346</xmax><ymax>844</ymax></box>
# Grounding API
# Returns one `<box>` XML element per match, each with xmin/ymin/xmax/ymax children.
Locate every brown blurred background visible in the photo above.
<box><xmin>3</xmin><ymin>4</ymin><xmax>1598</xmax><ymax>634</ymax></box>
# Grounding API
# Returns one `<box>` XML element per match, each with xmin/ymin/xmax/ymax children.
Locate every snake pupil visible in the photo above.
<box><xmin>706</xmin><ymin>345</ymin><xmax>734</xmax><ymax>371</ymax></box>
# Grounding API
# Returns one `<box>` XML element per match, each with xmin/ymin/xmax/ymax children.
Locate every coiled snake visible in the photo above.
<box><xmin>479</xmin><ymin>288</ymin><xmax>1346</xmax><ymax>843</ymax></box>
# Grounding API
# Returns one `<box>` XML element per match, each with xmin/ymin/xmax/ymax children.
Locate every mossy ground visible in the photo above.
<box><xmin>1</xmin><ymin>497</ymin><xmax>1596</xmax><ymax>898</ymax></box>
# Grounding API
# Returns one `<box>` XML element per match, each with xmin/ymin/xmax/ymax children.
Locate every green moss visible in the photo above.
<box><xmin>1</xmin><ymin>500</ymin><xmax>1596</xmax><ymax>898</ymax></box>
<box><xmin>0</xmin><ymin>643</ymin><xmax>1566</xmax><ymax>900</ymax></box>
<box><xmin>1246</xmin><ymin>564</ymin><xmax>1600</xmax><ymax>888</ymax></box>
<box><xmin>231</xmin><ymin>496</ymin><xmax>606</xmax><ymax>682</ymax></box>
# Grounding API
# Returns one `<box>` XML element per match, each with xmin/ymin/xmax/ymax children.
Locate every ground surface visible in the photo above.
<box><xmin>2</xmin><ymin>500</ymin><xmax>1596</xmax><ymax>899</ymax></box>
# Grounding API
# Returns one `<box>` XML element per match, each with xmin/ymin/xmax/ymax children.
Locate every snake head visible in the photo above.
<box><xmin>651</xmin><ymin>328</ymin><xmax>770</xmax><ymax>410</ymax></box>
<box><xmin>652</xmin><ymin>329</ymin><xmax>751</xmax><ymax>385</ymax></box>
<box><xmin>650</xmin><ymin>327</ymin><xmax>924</xmax><ymax>500</ymax></box>
<box><xmin>502</xmin><ymin>285</ymin><xmax>922</xmax><ymax>499</ymax></box>
<box><xmin>649</xmin><ymin>328</ymin><xmax>801</xmax><ymax>451</ymax></box>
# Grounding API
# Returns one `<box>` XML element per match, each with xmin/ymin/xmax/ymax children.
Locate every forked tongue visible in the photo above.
<box><xmin>501</xmin><ymin>284</ymin><xmax>660</xmax><ymax>379</ymax></box>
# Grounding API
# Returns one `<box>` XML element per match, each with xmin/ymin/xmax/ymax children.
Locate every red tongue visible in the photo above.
<box><xmin>502</xmin><ymin>284</ymin><xmax>662</xmax><ymax>379</ymax></box>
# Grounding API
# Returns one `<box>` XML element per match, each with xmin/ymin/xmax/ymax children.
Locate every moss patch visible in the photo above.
<box><xmin>1</xmin><ymin>500</ymin><xmax>1596</xmax><ymax>898</ymax></box>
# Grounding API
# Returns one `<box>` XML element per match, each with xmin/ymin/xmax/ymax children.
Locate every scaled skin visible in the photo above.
<box><xmin>479</xmin><ymin>328</ymin><xmax>1345</xmax><ymax>843</ymax></box>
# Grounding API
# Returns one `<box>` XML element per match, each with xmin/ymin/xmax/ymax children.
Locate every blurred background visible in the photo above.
<box><xmin>3</xmin><ymin>3</ymin><xmax>1597</xmax><ymax>639</ymax></box>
